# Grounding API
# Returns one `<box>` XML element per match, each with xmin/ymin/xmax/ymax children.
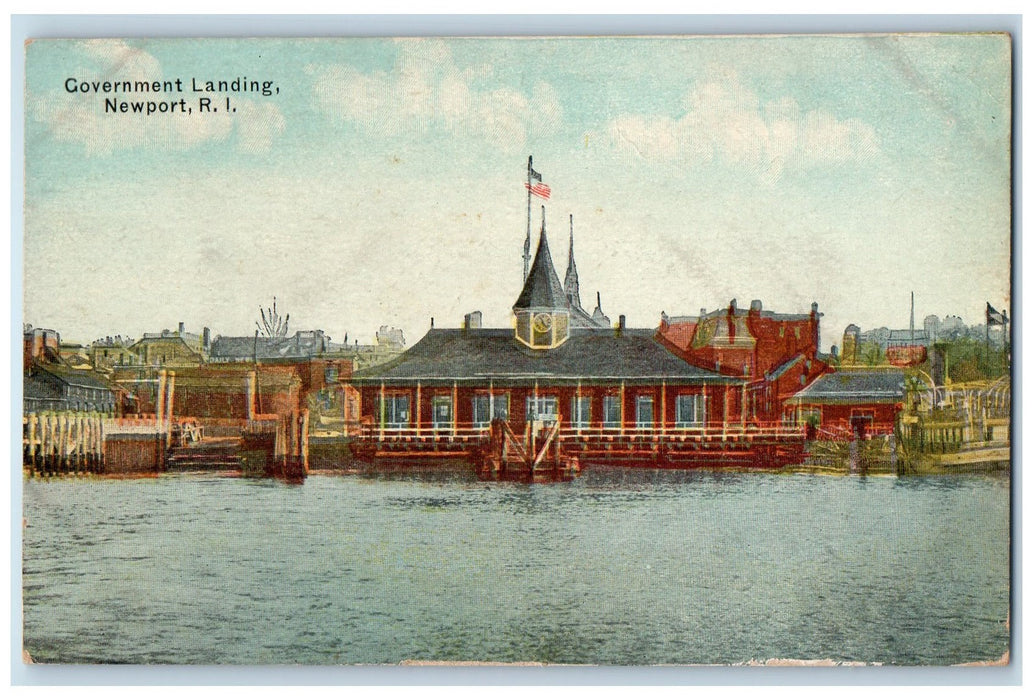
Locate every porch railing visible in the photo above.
<box><xmin>361</xmin><ymin>419</ymin><xmax>806</xmax><ymax>441</ymax></box>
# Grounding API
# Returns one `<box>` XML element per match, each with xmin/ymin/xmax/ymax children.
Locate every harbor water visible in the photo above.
<box><xmin>22</xmin><ymin>468</ymin><xmax>1010</xmax><ymax>665</ymax></box>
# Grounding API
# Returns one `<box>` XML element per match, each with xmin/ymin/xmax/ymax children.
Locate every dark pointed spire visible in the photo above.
<box><xmin>514</xmin><ymin>206</ymin><xmax>567</xmax><ymax>311</ymax></box>
<box><xmin>564</xmin><ymin>213</ymin><xmax>582</xmax><ymax>310</ymax></box>
<box><xmin>592</xmin><ymin>290</ymin><xmax>610</xmax><ymax>325</ymax></box>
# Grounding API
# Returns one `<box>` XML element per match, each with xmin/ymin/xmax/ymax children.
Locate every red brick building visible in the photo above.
<box><xmin>786</xmin><ymin>370</ymin><xmax>905</xmax><ymax>438</ymax></box>
<box><xmin>656</xmin><ymin>299</ymin><xmax>830</xmax><ymax>423</ymax></box>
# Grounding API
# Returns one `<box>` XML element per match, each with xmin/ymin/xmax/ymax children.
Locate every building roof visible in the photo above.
<box><xmin>513</xmin><ymin>225</ymin><xmax>567</xmax><ymax>311</ymax></box>
<box><xmin>352</xmin><ymin>328</ymin><xmax>737</xmax><ymax>385</ymax></box>
<box><xmin>790</xmin><ymin>370</ymin><xmax>904</xmax><ymax>404</ymax></box>
<box><xmin>767</xmin><ymin>354</ymin><xmax>806</xmax><ymax>381</ymax></box>
<box><xmin>131</xmin><ymin>335</ymin><xmax>196</xmax><ymax>350</ymax></box>
<box><xmin>23</xmin><ymin>374</ymin><xmax>65</xmax><ymax>401</ymax></box>
<box><xmin>32</xmin><ymin>364</ymin><xmax>118</xmax><ymax>392</ymax></box>
<box><xmin>210</xmin><ymin>332</ymin><xmax>328</xmax><ymax>360</ymax></box>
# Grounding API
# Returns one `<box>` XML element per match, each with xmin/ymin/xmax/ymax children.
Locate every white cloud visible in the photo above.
<box><xmin>29</xmin><ymin>40</ymin><xmax>285</xmax><ymax>155</ymax></box>
<box><xmin>608</xmin><ymin>68</ymin><xmax>879</xmax><ymax>181</ymax></box>
<box><xmin>307</xmin><ymin>39</ymin><xmax>562</xmax><ymax>151</ymax></box>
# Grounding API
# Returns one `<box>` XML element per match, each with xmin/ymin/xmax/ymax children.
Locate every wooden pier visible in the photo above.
<box><xmin>22</xmin><ymin>412</ymin><xmax>107</xmax><ymax>476</ymax></box>
<box><xmin>351</xmin><ymin>418</ymin><xmax>808</xmax><ymax>478</ymax></box>
<box><xmin>478</xmin><ymin>418</ymin><xmax>580</xmax><ymax>482</ymax></box>
<box><xmin>22</xmin><ymin>412</ymin><xmax>175</xmax><ymax>476</ymax></box>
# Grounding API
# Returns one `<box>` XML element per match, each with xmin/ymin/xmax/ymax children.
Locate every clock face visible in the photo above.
<box><xmin>532</xmin><ymin>313</ymin><xmax>553</xmax><ymax>333</ymax></box>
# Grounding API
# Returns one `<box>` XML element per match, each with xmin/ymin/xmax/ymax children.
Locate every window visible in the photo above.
<box><xmin>636</xmin><ymin>396</ymin><xmax>654</xmax><ymax>428</ymax></box>
<box><xmin>472</xmin><ymin>395</ymin><xmax>489</xmax><ymax>427</ymax></box>
<box><xmin>431</xmin><ymin>396</ymin><xmax>453</xmax><ymax>429</ymax></box>
<box><xmin>472</xmin><ymin>393</ymin><xmax>510</xmax><ymax>428</ymax></box>
<box><xmin>570</xmin><ymin>396</ymin><xmax>591</xmax><ymax>428</ymax></box>
<box><xmin>675</xmin><ymin>394</ymin><xmax>706</xmax><ymax>427</ymax></box>
<box><xmin>602</xmin><ymin>395</ymin><xmax>621</xmax><ymax>428</ymax></box>
<box><xmin>324</xmin><ymin>366</ymin><xmax>339</xmax><ymax>384</ymax></box>
<box><xmin>525</xmin><ymin>396</ymin><xmax>558</xmax><ymax>421</ymax></box>
<box><xmin>377</xmin><ymin>394</ymin><xmax>410</xmax><ymax>429</ymax></box>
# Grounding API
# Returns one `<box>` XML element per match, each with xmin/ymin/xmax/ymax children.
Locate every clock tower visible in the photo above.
<box><xmin>513</xmin><ymin>207</ymin><xmax>571</xmax><ymax>349</ymax></box>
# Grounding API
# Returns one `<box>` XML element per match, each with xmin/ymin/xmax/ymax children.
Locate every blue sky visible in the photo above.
<box><xmin>24</xmin><ymin>35</ymin><xmax>1011</xmax><ymax>349</ymax></box>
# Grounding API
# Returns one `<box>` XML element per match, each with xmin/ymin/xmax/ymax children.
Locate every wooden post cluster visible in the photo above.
<box><xmin>269</xmin><ymin>409</ymin><xmax>310</xmax><ymax>478</ymax></box>
<box><xmin>23</xmin><ymin>412</ymin><xmax>105</xmax><ymax>476</ymax></box>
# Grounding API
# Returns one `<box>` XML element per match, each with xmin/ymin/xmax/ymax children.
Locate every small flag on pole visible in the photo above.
<box><xmin>525</xmin><ymin>181</ymin><xmax>551</xmax><ymax>200</ymax></box>
<box><xmin>986</xmin><ymin>302</ymin><xmax>1008</xmax><ymax>326</ymax></box>
<box><xmin>530</xmin><ymin>167</ymin><xmax>542</xmax><ymax>183</ymax></box>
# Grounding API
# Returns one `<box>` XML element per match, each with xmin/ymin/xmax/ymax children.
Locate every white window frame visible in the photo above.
<box><xmin>570</xmin><ymin>396</ymin><xmax>591</xmax><ymax>429</ymax></box>
<box><xmin>602</xmin><ymin>395</ymin><xmax>621</xmax><ymax>429</ymax></box>
<box><xmin>525</xmin><ymin>396</ymin><xmax>558</xmax><ymax>421</ymax></box>
<box><xmin>431</xmin><ymin>395</ymin><xmax>453</xmax><ymax>430</ymax></box>
<box><xmin>675</xmin><ymin>394</ymin><xmax>706</xmax><ymax>428</ymax></box>
<box><xmin>378</xmin><ymin>394</ymin><xmax>410</xmax><ymax>429</ymax></box>
<box><xmin>472</xmin><ymin>393</ymin><xmax>510</xmax><ymax>428</ymax></box>
<box><xmin>636</xmin><ymin>395</ymin><xmax>654</xmax><ymax>428</ymax></box>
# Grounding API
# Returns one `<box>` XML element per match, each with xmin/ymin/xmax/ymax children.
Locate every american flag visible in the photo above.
<box><xmin>525</xmin><ymin>181</ymin><xmax>551</xmax><ymax>200</ymax></box>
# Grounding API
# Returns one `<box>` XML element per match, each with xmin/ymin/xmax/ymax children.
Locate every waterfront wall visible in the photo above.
<box><xmin>23</xmin><ymin>412</ymin><xmax>170</xmax><ymax>475</ymax></box>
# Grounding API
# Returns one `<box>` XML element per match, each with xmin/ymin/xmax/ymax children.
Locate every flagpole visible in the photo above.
<box><xmin>524</xmin><ymin>156</ymin><xmax>533</xmax><ymax>283</ymax></box>
<box><xmin>986</xmin><ymin>302</ymin><xmax>992</xmax><ymax>375</ymax></box>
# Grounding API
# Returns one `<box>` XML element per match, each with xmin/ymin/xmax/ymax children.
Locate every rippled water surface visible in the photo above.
<box><xmin>22</xmin><ymin>468</ymin><xmax>1010</xmax><ymax>665</ymax></box>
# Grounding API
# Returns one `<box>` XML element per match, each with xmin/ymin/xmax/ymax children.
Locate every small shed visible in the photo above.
<box><xmin>788</xmin><ymin>370</ymin><xmax>905</xmax><ymax>438</ymax></box>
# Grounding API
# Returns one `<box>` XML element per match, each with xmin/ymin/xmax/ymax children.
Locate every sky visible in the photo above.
<box><xmin>22</xmin><ymin>35</ymin><xmax>1012</xmax><ymax>351</ymax></box>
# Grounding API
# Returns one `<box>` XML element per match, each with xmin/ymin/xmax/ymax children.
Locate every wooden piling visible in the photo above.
<box><xmin>165</xmin><ymin>371</ymin><xmax>176</xmax><ymax>433</ymax></box>
<box><xmin>26</xmin><ymin>414</ymin><xmax>36</xmax><ymax>476</ymax></box>
<box><xmin>57</xmin><ymin>414</ymin><xmax>67</xmax><ymax>473</ymax></box>
<box><xmin>156</xmin><ymin>370</ymin><xmax>167</xmax><ymax>429</ymax></box>
<box><xmin>300</xmin><ymin>409</ymin><xmax>310</xmax><ymax>474</ymax></box>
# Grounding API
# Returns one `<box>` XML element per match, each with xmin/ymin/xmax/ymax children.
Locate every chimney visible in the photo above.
<box><xmin>616</xmin><ymin>314</ymin><xmax>626</xmax><ymax>337</ymax></box>
<box><xmin>750</xmin><ymin>299</ymin><xmax>762</xmax><ymax>314</ymax></box>
<box><xmin>811</xmin><ymin>302</ymin><xmax>820</xmax><ymax>351</ymax></box>
<box><xmin>178</xmin><ymin>321</ymin><xmax>185</xmax><ymax>334</ymax></box>
<box><xmin>699</xmin><ymin>308</ymin><xmax>707</xmax><ymax>317</ymax></box>
<box><xmin>430</xmin><ymin>317</ymin><xmax>435</xmax><ymax>329</ymax></box>
<box><xmin>202</xmin><ymin>327</ymin><xmax>211</xmax><ymax>349</ymax></box>
<box><xmin>463</xmin><ymin>311</ymin><xmax>482</xmax><ymax>330</ymax></box>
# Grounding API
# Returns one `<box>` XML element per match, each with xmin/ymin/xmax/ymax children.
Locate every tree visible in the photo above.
<box><xmin>257</xmin><ymin>297</ymin><xmax>290</xmax><ymax>338</ymax></box>
<box><xmin>859</xmin><ymin>341</ymin><xmax>884</xmax><ymax>367</ymax></box>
